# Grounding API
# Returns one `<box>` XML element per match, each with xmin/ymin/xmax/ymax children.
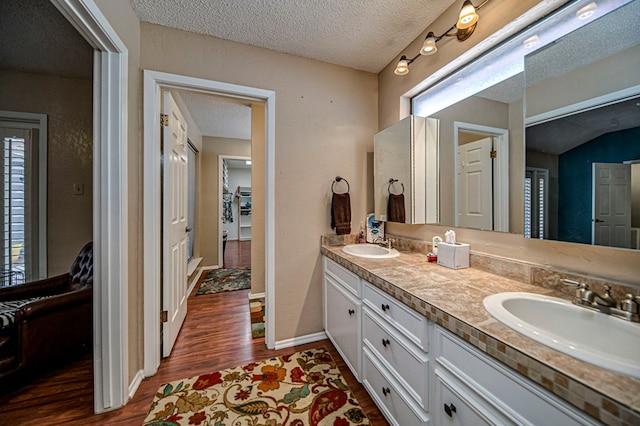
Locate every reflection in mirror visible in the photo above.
<box><xmin>524</xmin><ymin>0</ymin><xmax>640</xmax><ymax>249</ymax></box>
<box><xmin>373</xmin><ymin>116</ymin><xmax>439</xmax><ymax>224</ymax></box>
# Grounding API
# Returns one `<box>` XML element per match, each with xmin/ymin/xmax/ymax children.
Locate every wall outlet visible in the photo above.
<box><xmin>73</xmin><ymin>183</ymin><xmax>84</xmax><ymax>195</ymax></box>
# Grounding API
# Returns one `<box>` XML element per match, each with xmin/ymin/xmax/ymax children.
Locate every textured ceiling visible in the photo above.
<box><xmin>175</xmin><ymin>91</ymin><xmax>252</xmax><ymax>140</ymax></box>
<box><xmin>0</xmin><ymin>0</ymin><xmax>92</xmax><ymax>79</ymax></box>
<box><xmin>129</xmin><ymin>0</ymin><xmax>456</xmax><ymax>73</ymax></box>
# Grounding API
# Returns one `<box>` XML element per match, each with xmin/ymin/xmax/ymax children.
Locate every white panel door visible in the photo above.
<box><xmin>162</xmin><ymin>92</ymin><xmax>189</xmax><ymax>357</ymax></box>
<box><xmin>457</xmin><ymin>137</ymin><xmax>493</xmax><ymax>230</ymax></box>
<box><xmin>592</xmin><ymin>163</ymin><xmax>631</xmax><ymax>248</ymax></box>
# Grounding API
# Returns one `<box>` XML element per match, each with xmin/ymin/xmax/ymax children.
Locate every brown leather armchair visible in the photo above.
<box><xmin>0</xmin><ymin>242</ymin><xmax>93</xmax><ymax>385</ymax></box>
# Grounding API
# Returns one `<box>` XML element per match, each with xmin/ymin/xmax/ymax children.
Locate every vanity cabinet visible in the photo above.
<box><xmin>323</xmin><ymin>258</ymin><xmax>361</xmax><ymax>380</ymax></box>
<box><xmin>323</xmin><ymin>255</ymin><xmax>601</xmax><ymax>426</ymax></box>
<box><xmin>362</xmin><ymin>281</ymin><xmax>431</xmax><ymax>425</ymax></box>
<box><xmin>433</xmin><ymin>325</ymin><xmax>600</xmax><ymax>426</ymax></box>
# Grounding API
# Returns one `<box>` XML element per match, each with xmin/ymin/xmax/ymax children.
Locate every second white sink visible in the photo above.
<box><xmin>483</xmin><ymin>292</ymin><xmax>640</xmax><ymax>378</ymax></box>
<box><xmin>341</xmin><ymin>244</ymin><xmax>400</xmax><ymax>259</ymax></box>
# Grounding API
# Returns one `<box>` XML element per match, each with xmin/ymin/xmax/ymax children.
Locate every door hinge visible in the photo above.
<box><xmin>161</xmin><ymin>310</ymin><xmax>168</xmax><ymax>323</ymax></box>
<box><xmin>161</xmin><ymin>114</ymin><xmax>169</xmax><ymax>127</ymax></box>
<box><xmin>490</xmin><ymin>150</ymin><xmax>497</xmax><ymax>159</ymax></box>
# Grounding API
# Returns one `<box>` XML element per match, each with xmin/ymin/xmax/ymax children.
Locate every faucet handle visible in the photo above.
<box><xmin>620</xmin><ymin>294</ymin><xmax>639</xmax><ymax>314</ymax></box>
<box><xmin>561</xmin><ymin>279</ymin><xmax>586</xmax><ymax>288</ymax></box>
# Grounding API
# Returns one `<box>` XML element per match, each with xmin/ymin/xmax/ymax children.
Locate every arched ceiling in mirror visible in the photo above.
<box><xmin>525</xmin><ymin>0</ymin><xmax>640</xmax><ymax>155</ymax></box>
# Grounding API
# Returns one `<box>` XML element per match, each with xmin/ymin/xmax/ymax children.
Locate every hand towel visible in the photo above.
<box><xmin>331</xmin><ymin>192</ymin><xmax>351</xmax><ymax>235</ymax></box>
<box><xmin>387</xmin><ymin>193</ymin><xmax>406</xmax><ymax>223</ymax></box>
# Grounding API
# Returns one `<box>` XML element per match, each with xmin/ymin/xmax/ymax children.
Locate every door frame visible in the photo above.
<box><xmin>51</xmin><ymin>0</ymin><xmax>129</xmax><ymax>413</ymax></box>
<box><xmin>143</xmin><ymin>70</ymin><xmax>276</xmax><ymax>376</ymax></box>
<box><xmin>454</xmin><ymin>122</ymin><xmax>509</xmax><ymax>232</ymax></box>
<box><xmin>218</xmin><ymin>155</ymin><xmax>252</xmax><ymax>267</ymax></box>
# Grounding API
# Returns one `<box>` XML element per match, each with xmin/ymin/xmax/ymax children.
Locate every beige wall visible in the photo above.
<box><xmin>379</xmin><ymin>0</ymin><xmax>640</xmax><ymax>286</ymax></box>
<box><xmin>94</xmin><ymin>0</ymin><xmax>142</xmax><ymax>382</ymax></box>
<box><xmin>200</xmin><ymin>137</ymin><xmax>251</xmax><ymax>266</ymax></box>
<box><xmin>0</xmin><ymin>70</ymin><xmax>93</xmax><ymax>276</ymax></box>
<box><xmin>140</xmin><ymin>22</ymin><xmax>378</xmax><ymax>340</ymax></box>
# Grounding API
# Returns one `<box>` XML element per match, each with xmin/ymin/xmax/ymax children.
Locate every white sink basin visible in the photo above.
<box><xmin>341</xmin><ymin>244</ymin><xmax>400</xmax><ymax>259</ymax></box>
<box><xmin>483</xmin><ymin>292</ymin><xmax>640</xmax><ymax>378</ymax></box>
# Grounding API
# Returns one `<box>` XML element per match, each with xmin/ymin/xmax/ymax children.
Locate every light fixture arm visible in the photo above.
<box><xmin>394</xmin><ymin>0</ymin><xmax>493</xmax><ymax>75</ymax></box>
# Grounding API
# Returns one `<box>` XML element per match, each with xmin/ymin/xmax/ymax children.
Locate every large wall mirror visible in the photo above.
<box><xmin>402</xmin><ymin>0</ymin><xmax>639</xmax><ymax>252</ymax></box>
<box><xmin>524</xmin><ymin>2</ymin><xmax>640</xmax><ymax>249</ymax></box>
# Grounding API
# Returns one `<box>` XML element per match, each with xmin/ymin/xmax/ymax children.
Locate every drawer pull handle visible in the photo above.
<box><xmin>382</xmin><ymin>338</ymin><xmax>390</xmax><ymax>347</ymax></box>
<box><xmin>382</xmin><ymin>387</ymin><xmax>391</xmax><ymax>396</ymax></box>
<box><xmin>381</xmin><ymin>304</ymin><xmax>390</xmax><ymax>312</ymax></box>
<box><xmin>444</xmin><ymin>403</ymin><xmax>457</xmax><ymax>417</ymax></box>
<box><xmin>348</xmin><ymin>309</ymin><xmax>355</xmax><ymax>316</ymax></box>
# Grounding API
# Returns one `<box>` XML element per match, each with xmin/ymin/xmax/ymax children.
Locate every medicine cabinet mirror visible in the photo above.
<box><xmin>406</xmin><ymin>0</ymin><xmax>639</xmax><ymax>251</ymax></box>
<box><xmin>373</xmin><ymin>115</ymin><xmax>439</xmax><ymax>224</ymax></box>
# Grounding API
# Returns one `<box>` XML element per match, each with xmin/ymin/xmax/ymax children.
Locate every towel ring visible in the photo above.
<box><xmin>388</xmin><ymin>178</ymin><xmax>405</xmax><ymax>195</ymax></box>
<box><xmin>332</xmin><ymin>176</ymin><xmax>350</xmax><ymax>194</ymax></box>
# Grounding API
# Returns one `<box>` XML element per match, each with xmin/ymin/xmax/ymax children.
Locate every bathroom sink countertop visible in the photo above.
<box><xmin>321</xmin><ymin>243</ymin><xmax>640</xmax><ymax>425</ymax></box>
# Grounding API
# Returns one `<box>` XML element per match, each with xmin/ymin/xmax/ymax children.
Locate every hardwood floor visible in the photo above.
<box><xmin>0</xmin><ymin>246</ymin><xmax>387</xmax><ymax>425</ymax></box>
<box><xmin>223</xmin><ymin>239</ymin><xmax>251</xmax><ymax>269</ymax></box>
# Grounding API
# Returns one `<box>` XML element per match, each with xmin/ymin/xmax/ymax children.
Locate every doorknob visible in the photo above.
<box><xmin>185</xmin><ymin>226</ymin><xmax>193</xmax><ymax>232</ymax></box>
<box><xmin>593</xmin><ymin>219</ymin><xmax>604</xmax><ymax>223</ymax></box>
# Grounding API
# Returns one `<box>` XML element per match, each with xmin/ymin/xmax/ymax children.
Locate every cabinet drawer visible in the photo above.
<box><xmin>435</xmin><ymin>372</ymin><xmax>494</xmax><ymax>426</ymax></box>
<box><xmin>325</xmin><ymin>257</ymin><xmax>360</xmax><ymax>297</ymax></box>
<box><xmin>363</xmin><ymin>282</ymin><xmax>428</xmax><ymax>351</ymax></box>
<box><xmin>362</xmin><ymin>348</ymin><xmax>430</xmax><ymax>426</ymax></box>
<box><xmin>324</xmin><ymin>277</ymin><xmax>361</xmax><ymax>380</ymax></box>
<box><xmin>435</xmin><ymin>326</ymin><xmax>599</xmax><ymax>426</ymax></box>
<box><xmin>363</xmin><ymin>307</ymin><xmax>429</xmax><ymax>411</ymax></box>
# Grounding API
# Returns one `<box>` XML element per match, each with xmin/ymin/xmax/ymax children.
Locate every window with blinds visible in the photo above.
<box><xmin>2</xmin><ymin>135</ymin><xmax>27</xmax><ymax>285</ymax></box>
<box><xmin>524</xmin><ymin>168</ymin><xmax>548</xmax><ymax>240</ymax></box>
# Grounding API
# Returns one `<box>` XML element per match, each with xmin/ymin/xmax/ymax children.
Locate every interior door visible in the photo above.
<box><xmin>457</xmin><ymin>137</ymin><xmax>493</xmax><ymax>230</ymax></box>
<box><xmin>162</xmin><ymin>91</ymin><xmax>189</xmax><ymax>357</ymax></box>
<box><xmin>592</xmin><ymin>162</ymin><xmax>631</xmax><ymax>248</ymax></box>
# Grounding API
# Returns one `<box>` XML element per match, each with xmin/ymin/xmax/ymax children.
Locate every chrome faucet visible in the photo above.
<box><xmin>374</xmin><ymin>237</ymin><xmax>393</xmax><ymax>250</ymax></box>
<box><xmin>562</xmin><ymin>279</ymin><xmax>639</xmax><ymax>323</ymax></box>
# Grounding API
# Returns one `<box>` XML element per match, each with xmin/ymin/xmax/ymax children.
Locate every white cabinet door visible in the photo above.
<box><xmin>434</xmin><ymin>372</ymin><xmax>494</xmax><ymax>426</ymax></box>
<box><xmin>325</xmin><ymin>275</ymin><xmax>361</xmax><ymax>380</ymax></box>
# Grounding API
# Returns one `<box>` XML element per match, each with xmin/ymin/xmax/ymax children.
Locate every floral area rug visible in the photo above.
<box><xmin>196</xmin><ymin>268</ymin><xmax>251</xmax><ymax>295</ymax></box>
<box><xmin>143</xmin><ymin>347</ymin><xmax>370</xmax><ymax>426</ymax></box>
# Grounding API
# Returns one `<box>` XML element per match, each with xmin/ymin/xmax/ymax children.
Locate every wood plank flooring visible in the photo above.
<box><xmin>0</xmin><ymin>243</ymin><xmax>387</xmax><ymax>425</ymax></box>
<box><xmin>223</xmin><ymin>239</ymin><xmax>251</xmax><ymax>269</ymax></box>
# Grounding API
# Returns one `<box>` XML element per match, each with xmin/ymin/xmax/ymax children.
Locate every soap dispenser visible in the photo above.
<box><xmin>358</xmin><ymin>222</ymin><xmax>365</xmax><ymax>243</ymax></box>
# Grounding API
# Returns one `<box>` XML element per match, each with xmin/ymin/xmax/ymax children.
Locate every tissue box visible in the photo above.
<box><xmin>437</xmin><ymin>242</ymin><xmax>469</xmax><ymax>269</ymax></box>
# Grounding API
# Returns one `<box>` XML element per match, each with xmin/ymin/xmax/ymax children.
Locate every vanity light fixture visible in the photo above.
<box><xmin>420</xmin><ymin>32</ymin><xmax>438</xmax><ymax>55</ymax></box>
<box><xmin>394</xmin><ymin>0</ymin><xmax>492</xmax><ymax>76</ymax></box>
<box><xmin>457</xmin><ymin>0</ymin><xmax>479</xmax><ymax>29</ymax></box>
<box><xmin>394</xmin><ymin>56</ymin><xmax>411</xmax><ymax>75</ymax></box>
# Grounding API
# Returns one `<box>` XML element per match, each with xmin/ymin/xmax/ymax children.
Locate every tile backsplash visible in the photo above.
<box><xmin>324</xmin><ymin>233</ymin><xmax>639</xmax><ymax>301</ymax></box>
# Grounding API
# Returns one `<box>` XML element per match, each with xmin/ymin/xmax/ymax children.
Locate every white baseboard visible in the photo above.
<box><xmin>187</xmin><ymin>257</ymin><xmax>202</xmax><ymax>276</ymax></box>
<box><xmin>128</xmin><ymin>369</ymin><xmax>145</xmax><ymax>401</ymax></box>
<box><xmin>274</xmin><ymin>331</ymin><xmax>327</xmax><ymax>350</ymax></box>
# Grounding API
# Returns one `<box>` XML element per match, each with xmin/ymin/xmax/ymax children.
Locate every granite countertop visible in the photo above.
<box><xmin>321</xmin><ymin>243</ymin><xmax>640</xmax><ymax>426</ymax></box>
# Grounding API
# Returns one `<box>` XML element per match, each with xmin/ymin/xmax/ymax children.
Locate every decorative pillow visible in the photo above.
<box><xmin>0</xmin><ymin>297</ymin><xmax>49</xmax><ymax>329</ymax></box>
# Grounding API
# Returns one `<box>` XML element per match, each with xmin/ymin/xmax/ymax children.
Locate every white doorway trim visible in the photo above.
<box><xmin>218</xmin><ymin>155</ymin><xmax>251</xmax><ymax>267</ymax></box>
<box><xmin>454</xmin><ymin>121</ymin><xmax>509</xmax><ymax>232</ymax></box>
<box><xmin>143</xmin><ymin>70</ymin><xmax>276</xmax><ymax>377</ymax></box>
<box><xmin>50</xmin><ymin>0</ymin><xmax>129</xmax><ymax>414</ymax></box>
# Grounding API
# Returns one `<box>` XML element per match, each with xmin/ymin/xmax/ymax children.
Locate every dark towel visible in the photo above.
<box><xmin>331</xmin><ymin>192</ymin><xmax>351</xmax><ymax>235</ymax></box>
<box><xmin>387</xmin><ymin>193</ymin><xmax>406</xmax><ymax>223</ymax></box>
